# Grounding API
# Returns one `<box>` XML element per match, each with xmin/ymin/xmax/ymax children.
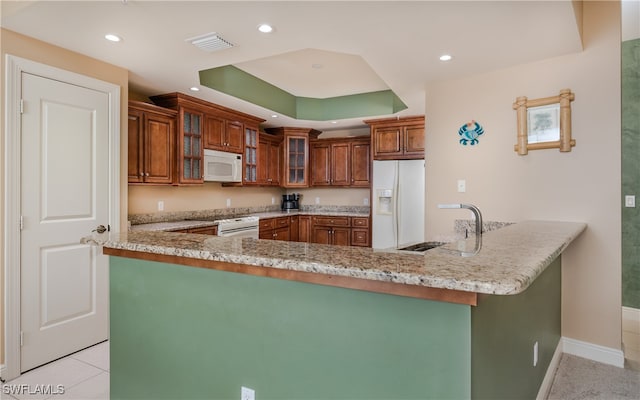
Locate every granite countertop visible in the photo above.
<box><xmin>130</xmin><ymin>220</ymin><xmax>218</xmax><ymax>232</ymax></box>
<box><xmin>104</xmin><ymin>220</ymin><xmax>586</xmax><ymax>296</ymax></box>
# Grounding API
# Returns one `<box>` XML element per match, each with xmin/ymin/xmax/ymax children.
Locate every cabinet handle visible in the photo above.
<box><xmin>140</xmin><ymin>172</ymin><xmax>144</xmax><ymax>177</ymax></box>
<box><xmin>146</xmin><ymin>173</ymin><xmax>149</xmax><ymax>176</ymax></box>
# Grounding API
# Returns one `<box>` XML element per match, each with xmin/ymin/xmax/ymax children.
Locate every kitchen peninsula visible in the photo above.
<box><xmin>104</xmin><ymin>220</ymin><xmax>585</xmax><ymax>399</ymax></box>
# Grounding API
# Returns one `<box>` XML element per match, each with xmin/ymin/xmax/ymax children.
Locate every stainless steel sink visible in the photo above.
<box><xmin>397</xmin><ymin>241</ymin><xmax>445</xmax><ymax>252</ymax></box>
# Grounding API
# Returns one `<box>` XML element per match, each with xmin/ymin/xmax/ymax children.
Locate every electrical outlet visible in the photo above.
<box><xmin>241</xmin><ymin>386</ymin><xmax>255</xmax><ymax>400</ymax></box>
<box><xmin>533</xmin><ymin>341</ymin><xmax>538</xmax><ymax>367</ymax></box>
<box><xmin>457</xmin><ymin>179</ymin><xmax>466</xmax><ymax>193</ymax></box>
<box><xmin>157</xmin><ymin>201</ymin><xmax>164</xmax><ymax>211</ymax></box>
<box><xmin>272</xmin><ymin>197</ymin><xmax>275</xmax><ymax>205</ymax></box>
<box><xmin>625</xmin><ymin>195</ymin><xmax>635</xmax><ymax>208</ymax></box>
<box><xmin>226</xmin><ymin>198</ymin><xmax>231</xmax><ymax>208</ymax></box>
<box><xmin>363</xmin><ymin>197</ymin><xmax>370</xmax><ymax>206</ymax></box>
<box><xmin>315</xmin><ymin>197</ymin><xmax>320</xmax><ymax>205</ymax></box>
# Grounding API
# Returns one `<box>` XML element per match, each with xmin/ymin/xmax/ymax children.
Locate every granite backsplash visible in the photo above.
<box><xmin>129</xmin><ymin>205</ymin><xmax>371</xmax><ymax>225</ymax></box>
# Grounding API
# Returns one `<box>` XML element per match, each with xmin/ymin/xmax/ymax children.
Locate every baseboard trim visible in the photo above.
<box><xmin>622</xmin><ymin>306</ymin><xmax>640</xmax><ymax>324</ymax></box>
<box><xmin>561</xmin><ymin>336</ymin><xmax>625</xmax><ymax>368</ymax></box>
<box><xmin>536</xmin><ymin>340</ymin><xmax>563</xmax><ymax>400</ymax></box>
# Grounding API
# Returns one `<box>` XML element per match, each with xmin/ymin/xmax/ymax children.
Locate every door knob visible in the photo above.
<box><xmin>92</xmin><ymin>225</ymin><xmax>107</xmax><ymax>234</ymax></box>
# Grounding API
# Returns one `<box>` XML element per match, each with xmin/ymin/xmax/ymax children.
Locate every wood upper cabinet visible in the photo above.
<box><xmin>350</xmin><ymin>140</ymin><xmax>371</xmax><ymax>187</ymax></box>
<box><xmin>309</xmin><ymin>142</ymin><xmax>331</xmax><ymax>186</ymax></box>
<box><xmin>257</xmin><ymin>133</ymin><xmax>282</xmax><ymax>186</ymax></box>
<box><xmin>178</xmin><ymin>106</ymin><xmax>205</xmax><ymax>184</ymax></box>
<box><xmin>265</xmin><ymin>127</ymin><xmax>321</xmax><ymax>188</ymax></box>
<box><xmin>243</xmin><ymin>126</ymin><xmax>258</xmax><ymax>184</ymax></box>
<box><xmin>151</xmin><ymin>92</ymin><xmax>265</xmax><ymax>184</ymax></box>
<box><xmin>365</xmin><ymin>116</ymin><xmax>425</xmax><ymax>160</ymax></box>
<box><xmin>204</xmin><ymin>118</ymin><xmax>243</xmax><ymax>154</ymax></box>
<box><xmin>128</xmin><ymin>101</ymin><xmax>177</xmax><ymax>185</ymax></box>
<box><xmin>310</xmin><ymin>137</ymin><xmax>370</xmax><ymax>187</ymax></box>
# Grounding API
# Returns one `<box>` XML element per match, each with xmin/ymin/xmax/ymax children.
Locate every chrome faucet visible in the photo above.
<box><xmin>438</xmin><ymin>203</ymin><xmax>483</xmax><ymax>257</ymax></box>
<box><xmin>438</xmin><ymin>203</ymin><xmax>483</xmax><ymax>236</ymax></box>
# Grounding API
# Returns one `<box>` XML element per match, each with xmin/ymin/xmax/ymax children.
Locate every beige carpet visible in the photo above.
<box><xmin>547</xmin><ymin>354</ymin><xmax>640</xmax><ymax>399</ymax></box>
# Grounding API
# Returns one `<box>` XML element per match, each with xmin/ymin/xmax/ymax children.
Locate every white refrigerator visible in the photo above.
<box><xmin>372</xmin><ymin>160</ymin><xmax>425</xmax><ymax>249</ymax></box>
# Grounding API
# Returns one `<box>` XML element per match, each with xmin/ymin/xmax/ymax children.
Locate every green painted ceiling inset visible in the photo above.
<box><xmin>199</xmin><ymin>65</ymin><xmax>407</xmax><ymax>121</ymax></box>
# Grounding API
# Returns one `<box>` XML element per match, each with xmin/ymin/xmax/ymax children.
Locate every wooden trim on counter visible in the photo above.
<box><xmin>103</xmin><ymin>247</ymin><xmax>478</xmax><ymax>306</ymax></box>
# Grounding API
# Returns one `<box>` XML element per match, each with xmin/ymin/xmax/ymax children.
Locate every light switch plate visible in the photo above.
<box><xmin>457</xmin><ymin>179</ymin><xmax>466</xmax><ymax>193</ymax></box>
<box><xmin>241</xmin><ymin>386</ymin><xmax>255</xmax><ymax>400</ymax></box>
<box><xmin>625</xmin><ymin>195</ymin><xmax>635</xmax><ymax>208</ymax></box>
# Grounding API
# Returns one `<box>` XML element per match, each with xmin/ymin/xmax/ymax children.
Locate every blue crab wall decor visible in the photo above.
<box><xmin>458</xmin><ymin>120</ymin><xmax>484</xmax><ymax>145</ymax></box>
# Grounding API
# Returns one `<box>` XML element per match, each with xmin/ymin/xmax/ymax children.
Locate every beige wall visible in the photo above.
<box><xmin>129</xmin><ymin>184</ymin><xmax>284</xmax><ymax>214</ymax></box>
<box><xmin>425</xmin><ymin>1</ymin><xmax>621</xmax><ymax>349</ymax></box>
<box><xmin>0</xmin><ymin>28</ymin><xmax>129</xmax><ymax>365</ymax></box>
<box><xmin>129</xmin><ymin>182</ymin><xmax>370</xmax><ymax>214</ymax></box>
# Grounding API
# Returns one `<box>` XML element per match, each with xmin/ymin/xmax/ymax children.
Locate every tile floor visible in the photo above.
<box><xmin>1</xmin><ymin>341</ymin><xmax>109</xmax><ymax>400</ymax></box>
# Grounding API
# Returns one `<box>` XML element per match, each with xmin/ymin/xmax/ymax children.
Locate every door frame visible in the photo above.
<box><xmin>3</xmin><ymin>55</ymin><xmax>120</xmax><ymax>381</ymax></box>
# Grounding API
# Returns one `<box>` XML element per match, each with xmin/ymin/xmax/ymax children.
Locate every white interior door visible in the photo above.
<box><xmin>20</xmin><ymin>72</ymin><xmax>110</xmax><ymax>372</ymax></box>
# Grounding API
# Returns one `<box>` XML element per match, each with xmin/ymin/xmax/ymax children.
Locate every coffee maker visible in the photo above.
<box><xmin>282</xmin><ymin>193</ymin><xmax>301</xmax><ymax>212</ymax></box>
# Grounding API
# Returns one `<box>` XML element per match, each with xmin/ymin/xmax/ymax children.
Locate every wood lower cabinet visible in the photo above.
<box><xmin>298</xmin><ymin>215</ymin><xmax>311</xmax><ymax>243</ymax></box>
<box><xmin>365</xmin><ymin>116</ymin><xmax>425</xmax><ymax>160</ymax></box>
<box><xmin>350</xmin><ymin>217</ymin><xmax>371</xmax><ymax>247</ymax></box>
<box><xmin>310</xmin><ymin>137</ymin><xmax>370</xmax><ymax>187</ymax></box>
<box><xmin>259</xmin><ymin>217</ymin><xmax>290</xmax><ymax>241</ymax></box>
<box><xmin>310</xmin><ymin>216</ymin><xmax>351</xmax><ymax>246</ymax></box>
<box><xmin>311</xmin><ymin>226</ymin><xmax>351</xmax><ymax>246</ymax></box>
<box><xmin>260</xmin><ymin>214</ymin><xmax>370</xmax><ymax>247</ymax></box>
<box><xmin>172</xmin><ymin>225</ymin><xmax>218</xmax><ymax>235</ymax></box>
<box><xmin>128</xmin><ymin>101</ymin><xmax>177</xmax><ymax>184</ymax></box>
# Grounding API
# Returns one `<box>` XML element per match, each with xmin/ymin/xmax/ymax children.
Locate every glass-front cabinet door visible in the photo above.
<box><xmin>244</xmin><ymin>126</ymin><xmax>258</xmax><ymax>184</ymax></box>
<box><xmin>265</xmin><ymin>127</ymin><xmax>320</xmax><ymax>188</ymax></box>
<box><xmin>287</xmin><ymin>136</ymin><xmax>306</xmax><ymax>185</ymax></box>
<box><xmin>179</xmin><ymin>109</ymin><xmax>204</xmax><ymax>184</ymax></box>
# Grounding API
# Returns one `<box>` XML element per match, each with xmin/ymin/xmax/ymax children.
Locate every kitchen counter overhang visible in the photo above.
<box><xmin>103</xmin><ymin>220</ymin><xmax>586</xmax><ymax>306</ymax></box>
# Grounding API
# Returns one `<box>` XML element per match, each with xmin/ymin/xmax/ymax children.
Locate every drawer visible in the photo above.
<box><xmin>351</xmin><ymin>217</ymin><xmax>370</xmax><ymax>228</ymax></box>
<box><xmin>274</xmin><ymin>216</ymin><xmax>289</xmax><ymax>228</ymax></box>
<box><xmin>312</xmin><ymin>216</ymin><xmax>350</xmax><ymax>227</ymax></box>
<box><xmin>259</xmin><ymin>218</ymin><xmax>275</xmax><ymax>230</ymax></box>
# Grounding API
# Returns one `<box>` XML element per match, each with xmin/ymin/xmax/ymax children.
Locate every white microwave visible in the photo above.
<box><xmin>203</xmin><ymin>149</ymin><xmax>242</xmax><ymax>182</ymax></box>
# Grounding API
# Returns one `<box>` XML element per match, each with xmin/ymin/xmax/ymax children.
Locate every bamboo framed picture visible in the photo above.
<box><xmin>513</xmin><ymin>89</ymin><xmax>575</xmax><ymax>155</ymax></box>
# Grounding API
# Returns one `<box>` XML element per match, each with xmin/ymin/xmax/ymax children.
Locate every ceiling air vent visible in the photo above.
<box><xmin>186</xmin><ymin>32</ymin><xmax>233</xmax><ymax>52</ymax></box>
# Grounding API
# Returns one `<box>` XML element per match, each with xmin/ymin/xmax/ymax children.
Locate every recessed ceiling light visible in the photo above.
<box><xmin>331</xmin><ymin>121</ymin><xmax>338</xmax><ymax>124</ymax></box>
<box><xmin>271</xmin><ymin>114</ymin><xmax>278</xmax><ymax>118</ymax></box>
<box><xmin>439</xmin><ymin>54</ymin><xmax>453</xmax><ymax>61</ymax></box>
<box><xmin>190</xmin><ymin>87</ymin><xmax>200</xmax><ymax>92</ymax></box>
<box><xmin>104</xmin><ymin>34</ymin><xmax>122</xmax><ymax>42</ymax></box>
<box><xmin>311</xmin><ymin>63</ymin><xmax>324</xmax><ymax>69</ymax></box>
<box><xmin>258</xmin><ymin>24</ymin><xmax>273</xmax><ymax>33</ymax></box>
